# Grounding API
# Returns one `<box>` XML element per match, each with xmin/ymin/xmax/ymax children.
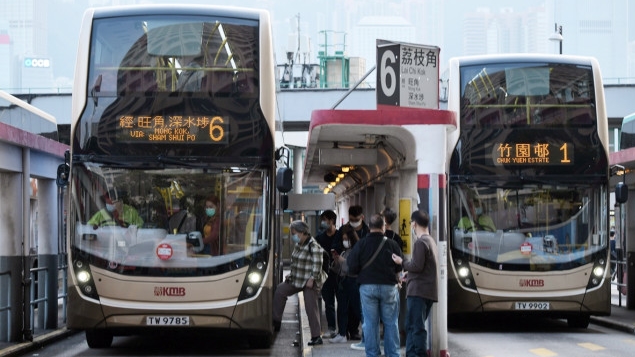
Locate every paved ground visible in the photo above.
<box><xmin>1</xmin><ymin>283</ymin><xmax>634</xmax><ymax>357</ymax></box>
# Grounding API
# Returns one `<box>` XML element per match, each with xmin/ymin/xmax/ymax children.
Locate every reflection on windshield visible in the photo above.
<box><xmin>70</xmin><ymin>164</ymin><xmax>268</xmax><ymax>276</ymax></box>
<box><xmin>450</xmin><ymin>183</ymin><xmax>607</xmax><ymax>269</ymax></box>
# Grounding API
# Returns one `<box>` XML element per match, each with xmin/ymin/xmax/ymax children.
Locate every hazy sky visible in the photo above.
<box><xmin>43</xmin><ymin>0</ymin><xmax>634</xmax><ymax>85</ymax></box>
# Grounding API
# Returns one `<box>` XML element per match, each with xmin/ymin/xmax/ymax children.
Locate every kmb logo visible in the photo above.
<box><xmin>519</xmin><ymin>279</ymin><xmax>544</xmax><ymax>287</ymax></box>
<box><xmin>154</xmin><ymin>287</ymin><xmax>186</xmax><ymax>296</ymax></box>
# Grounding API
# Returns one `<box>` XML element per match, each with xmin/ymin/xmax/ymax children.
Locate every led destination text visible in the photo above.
<box><xmin>117</xmin><ymin>115</ymin><xmax>228</xmax><ymax>144</ymax></box>
<box><xmin>494</xmin><ymin>142</ymin><xmax>573</xmax><ymax>165</ymax></box>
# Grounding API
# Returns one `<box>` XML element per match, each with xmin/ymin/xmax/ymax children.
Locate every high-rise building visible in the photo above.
<box><xmin>1</xmin><ymin>0</ymin><xmax>53</xmax><ymax>92</ymax></box>
<box><xmin>553</xmin><ymin>0</ymin><xmax>629</xmax><ymax>80</ymax></box>
<box><xmin>349</xmin><ymin>16</ymin><xmax>417</xmax><ymax>74</ymax></box>
<box><xmin>462</xmin><ymin>6</ymin><xmax>548</xmax><ymax>56</ymax></box>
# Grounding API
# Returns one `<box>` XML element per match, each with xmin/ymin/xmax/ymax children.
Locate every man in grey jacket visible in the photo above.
<box><xmin>392</xmin><ymin>209</ymin><xmax>438</xmax><ymax>357</ymax></box>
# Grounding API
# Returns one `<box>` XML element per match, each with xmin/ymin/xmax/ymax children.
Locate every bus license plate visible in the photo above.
<box><xmin>146</xmin><ymin>316</ymin><xmax>190</xmax><ymax>326</ymax></box>
<box><xmin>514</xmin><ymin>302</ymin><xmax>550</xmax><ymax>310</ymax></box>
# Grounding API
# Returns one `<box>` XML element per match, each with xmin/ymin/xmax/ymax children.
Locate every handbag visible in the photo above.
<box><xmin>361</xmin><ymin>236</ymin><xmax>387</xmax><ymax>270</ymax></box>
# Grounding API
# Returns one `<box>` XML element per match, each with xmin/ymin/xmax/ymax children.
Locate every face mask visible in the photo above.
<box><xmin>349</xmin><ymin>221</ymin><xmax>361</xmax><ymax>228</ymax></box>
<box><xmin>475</xmin><ymin>207</ymin><xmax>483</xmax><ymax>215</ymax></box>
<box><xmin>343</xmin><ymin>240</ymin><xmax>350</xmax><ymax>249</ymax></box>
<box><xmin>106</xmin><ymin>204</ymin><xmax>115</xmax><ymax>212</ymax></box>
<box><xmin>205</xmin><ymin>208</ymin><xmax>216</xmax><ymax>217</ymax></box>
<box><xmin>291</xmin><ymin>234</ymin><xmax>300</xmax><ymax>243</ymax></box>
<box><xmin>320</xmin><ymin>221</ymin><xmax>329</xmax><ymax>230</ymax></box>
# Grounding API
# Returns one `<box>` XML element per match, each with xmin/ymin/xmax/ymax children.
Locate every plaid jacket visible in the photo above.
<box><xmin>288</xmin><ymin>237</ymin><xmax>327</xmax><ymax>289</ymax></box>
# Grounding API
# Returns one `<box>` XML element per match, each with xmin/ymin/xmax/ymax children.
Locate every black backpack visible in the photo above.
<box><xmin>309</xmin><ymin>240</ymin><xmax>331</xmax><ymax>273</ymax></box>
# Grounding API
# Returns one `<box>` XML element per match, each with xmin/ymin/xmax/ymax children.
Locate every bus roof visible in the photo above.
<box><xmin>90</xmin><ymin>4</ymin><xmax>265</xmax><ymax>20</ymax></box>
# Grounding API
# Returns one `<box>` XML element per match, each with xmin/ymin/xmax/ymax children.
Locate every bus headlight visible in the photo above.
<box><xmin>77</xmin><ymin>270</ymin><xmax>91</xmax><ymax>283</ymax></box>
<box><xmin>458</xmin><ymin>267</ymin><xmax>470</xmax><ymax>278</ymax></box>
<box><xmin>72</xmin><ymin>257</ymin><xmax>100</xmax><ymax>300</ymax></box>
<box><xmin>248</xmin><ymin>271</ymin><xmax>263</xmax><ymax>285</ymax></box>
<box><xmin>593</xmin><ymin>266</ymin><xmax>604</xmax><ymax>277</ymax></box>
<box><xmin>238</xmin><ymin>253</ymin><xmax>268</xmax><ymax>301</ymax></box>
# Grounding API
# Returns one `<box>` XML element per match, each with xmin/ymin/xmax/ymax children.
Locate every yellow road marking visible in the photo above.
<box><xmin>578</xmin><ymin>342</ymin><xmax>605</xmax><ymax>351</ymax></box>
<box><xmin>529</xmin><ymin>348</ymin><xmax>557</xmax><ymax>356</ymax></box>
<box><xmin>624</xmin><ymin>339</ymin><xmax>635</xmax><ymax>345</ymax></box>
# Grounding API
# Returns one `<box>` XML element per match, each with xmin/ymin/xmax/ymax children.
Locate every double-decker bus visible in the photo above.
<box><xmin>447</xmin><ymin>54</ymin><xmax>611</xmax><ymax>328</ymax></box>
<box><xmin>58</xmin><ymin>5</ymin><xmax>289</xmax><ymax>348</ymax></box>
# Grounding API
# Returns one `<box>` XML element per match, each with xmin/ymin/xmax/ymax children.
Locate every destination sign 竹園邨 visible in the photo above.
<box><xmin>493</xmin><ymin>142</ymin><xmax>573</xmax><ymax>165</ymax></box>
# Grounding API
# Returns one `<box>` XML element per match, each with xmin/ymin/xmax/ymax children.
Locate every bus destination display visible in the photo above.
<box><xmin>493</xmin><ymin>142</ymin><xmax>573</xmax><ymax>165</ymax></box>
<box><xmin>116</xmin><ymin>115</ymin><xmax>228</xmax><ymax>144</ymax></box>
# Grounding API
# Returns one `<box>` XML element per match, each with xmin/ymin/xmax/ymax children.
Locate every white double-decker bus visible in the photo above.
<box><xmin>447</xmin><ymin>54</ymin><xmax>612</xmax><ymax>328</ymax></box>
<box><xmin>60</xmin><ymin>5</ymin><xmax>288</xmax><ymax>348</ymax></box>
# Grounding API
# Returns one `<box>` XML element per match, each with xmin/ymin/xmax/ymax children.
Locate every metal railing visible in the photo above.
<box><xmin>29</xmin><ymin>266</ymin><xmax>49</xmax><ymax>331</ymax></box>
<box><xmin>611</xmin><ymin>255</ymin><xmax>628</xmax><ymax>306</ymax></box>
<box><xmin>28</xmin><ymin>262</ymin><xmax>68</xmax><ymax>332</ymax></box>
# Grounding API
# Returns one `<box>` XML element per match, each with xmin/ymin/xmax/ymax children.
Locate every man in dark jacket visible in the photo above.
<box><xmin>347</xmin><ymin>213</ymin><xmax>403</xmax><ymax>357</ymax></box>
<box><xmin>315</xmin><ymin>209</ymin><xmax>340</xmax><ymax>338</ymax></box>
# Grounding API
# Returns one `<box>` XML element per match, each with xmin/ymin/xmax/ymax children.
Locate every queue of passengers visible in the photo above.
<box><xmin>273</xmin><ymin>205</ymin><xmax>440</xmax><ymax>357</ymax></box>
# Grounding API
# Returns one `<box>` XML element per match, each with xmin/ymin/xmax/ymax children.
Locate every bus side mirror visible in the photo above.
<box><xmin>615</xmin><ymin>182</ymin><xmax>628</xmax><ymax>204</ymax></box>
<box><xmin>276</xmin><ymin>167</ymin><xmax>293</xmax><ymax>193</ymax></box>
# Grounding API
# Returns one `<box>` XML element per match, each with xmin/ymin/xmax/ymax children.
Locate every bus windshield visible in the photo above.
<box><xmin>70</xmin><ymin>163</ymin><xmax>269</xmax><ymax>277</ymax></box>
<box><xmin>450</xmin><ymin>182</ymin><xmax>608</xmax><ymax>270</ymax></box>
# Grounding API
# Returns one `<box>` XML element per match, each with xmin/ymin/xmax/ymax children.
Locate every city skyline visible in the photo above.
<box><xmin>0</xmin><ymin>0</ymin><xmax>633</xmax><ymax>92</ymax></box>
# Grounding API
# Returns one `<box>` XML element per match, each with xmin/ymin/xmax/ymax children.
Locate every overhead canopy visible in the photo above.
<box><xmin>304</xmin><ymin>108</ymin><xmax>456</xmax><ymax>196</ymax></box>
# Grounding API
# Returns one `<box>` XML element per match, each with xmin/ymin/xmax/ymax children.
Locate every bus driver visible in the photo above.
<box><xmin>457</xmin><ymin>199</ymin><xmax>496</xmax><ymax>232</ymax></box>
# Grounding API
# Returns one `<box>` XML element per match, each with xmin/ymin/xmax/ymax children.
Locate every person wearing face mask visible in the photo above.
<box><xmin>88</xmin><ymin>190</ymin><xmax>143</xmax><ymax>229</ymax></box>
<box><xmin>273</xmin><ymin>220</ymin><xmax>327</xmax><ymax>346</ymax></box>
<box><xmin>457</xmin><ymin>198</ymin><xmax>496</xmax><ymax>233</ymax></box>
<box><xmin>201</xmin><ymin>195</ymin><xmax>223</xmax><ymax>256</ymax></box>
<box><xmin>329</xmin><ymin>227</ymin><xmax>362</xmax><ymax>343</ymax></box>
<box><xmin>336</xmin><ymin>205</ymin><xmax>370</xmax><ymax>252</ymax></box>
<box><xmin>315</xmin><ymin>210</ymin><xmax>340</xmax><ymax>339</ymax></box>
<box><xmin>334</xmin><ymin>205</ymin><xmax>370</xmax><ymax>350</ymax></box>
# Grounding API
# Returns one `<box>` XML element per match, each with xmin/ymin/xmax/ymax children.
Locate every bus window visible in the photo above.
<box><xmin>620</xmin><ymin>112</ymin><xmax>635</xmax><ymax>150</ymax></box>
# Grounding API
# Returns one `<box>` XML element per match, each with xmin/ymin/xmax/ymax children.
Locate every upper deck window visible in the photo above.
<box><xmin>460</xmin><ymin>62</ymin><xmax>595</xmax><ymax>127</ymax></box>
<box><xmin>88</xmin><ymin>15</ymin><xmax>259</xmax><ymax>97</ymax></box>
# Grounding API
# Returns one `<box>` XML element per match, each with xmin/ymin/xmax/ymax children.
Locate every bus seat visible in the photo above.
<box><xmin>168</xmin><ymin>210</ymin><xmax>196</xmax><ymax>234</ymax></box>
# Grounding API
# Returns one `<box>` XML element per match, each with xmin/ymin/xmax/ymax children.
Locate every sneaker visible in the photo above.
<box><xmin>329</xmin><ymin>334</ymin><xmax>347</xmax><ymax>343</ymax></box>
<box><xmin>308</xmin><ymin>336</ymin><xmax>323</xmax><ymax>346</ymax></box>
<box><xmin>350</xmin><ymin>341</ymin><xmax>365</xmax><ymax>350</ymax></box>
<box><xmin>323</xmin><ymin>328</ymin><xmax>337</xmax><ymax>338</ymax></box>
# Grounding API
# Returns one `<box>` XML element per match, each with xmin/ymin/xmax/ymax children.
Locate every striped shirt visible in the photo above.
<box><xmin>288</xmin><ymin>237</ymin><xmax>327</xmax><ymax>289</ymax></box>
